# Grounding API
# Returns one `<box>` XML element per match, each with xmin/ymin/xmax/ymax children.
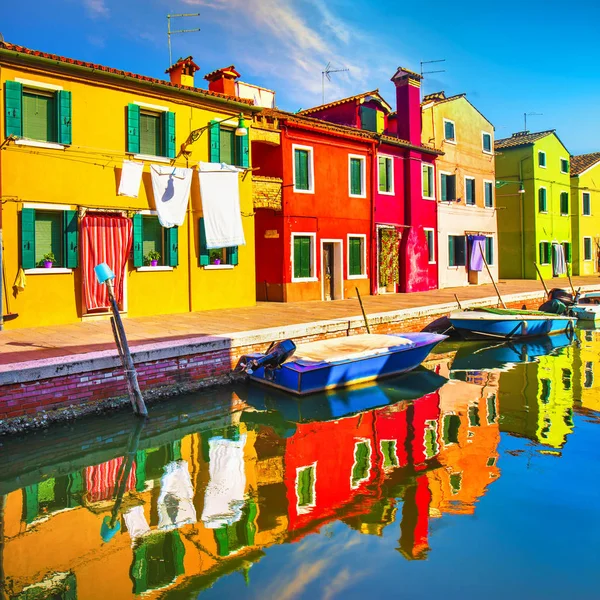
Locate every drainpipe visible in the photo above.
<box><xmin>371</xmin><ymin>140</ymin><xmax>380</xmax><ymax>295</ymax></box>
<box><xmin>519</xmin><ymin>156</ymin><xmax>528</xmax><ymax>278</ymax></box>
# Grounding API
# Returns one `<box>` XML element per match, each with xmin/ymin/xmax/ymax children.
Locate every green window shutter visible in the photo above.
<box><xmin>209</xmin><ymin>120</ymin><xmax>221</xmax><ymax>162</ymax></box>
<box><xmin>350</xmin><ymin>158</ymin><xmax>362</xmax><ymax>195</ymax></box>
<box><xmin>5</xmin><ymin>80</ymin><xmax>23</xmax><ymax>137</ymax></box>
<box><xmin>294</xmin><ymin>236</ymin><xmax>311</xmax><ymax>278</ymax></box>
<box><xmin>21</xmin><ymin>208</ymin><xmax>36</xmax><ymax>269</ymax></box>
<box><xmin>142</xmin><ymin>216</ymin><xmax>162</xmax><ymax>264</ymax></box>
<box><xmin>294</xmin><ymin>149</ymin><xmax>309</xmax><ymax>190</ymax></box>
<box><xmin>235</xmin><ymin>130</ymin><xmax>249</xmax><ymax>168</ymax></box>
<box><xmin>165</xmin><ymin>226</ymin><xmax>178</xmax><ymax>267</ymax></box>
<box><xmin>132</xmin><ymin>213</ymin><xmax>143</xmax><ymax>267</ymax></box>
<box><xmin>466</xmin><ymin>179</ymin><xmax>474</xmax><ymax>204</ymax></box>
<box><xmin>566</xmin><ymin>242</ymin><xmax>572</xmax><ymax>263</ymax></box>
<box><xmin>162</xmin><ymin>111</ymin><xmax>176</xmax><ymax>159</ymax></box>
<box><xmin>443</xmin><ymin>414</ymin><xmax>460</xmax><ymax>444</ymax></box>
<box><xmin>219</xmin><ymin>128</ymin><xmax>235</xmax><ymax>164</ymax></box>
<box><xmin>23</xmin><ymin>91</ymin><xmax>56</xmax><ymax>142</ymax></box>
<box><xmin>139</xmin><ymin>113</ymin><xmax>160</xmax><ymax>156</ymax></box>
<box><xmin>349</xmin><ymin>238</ymin><xmax>362</xmax><ymax>275</ymax></box>
<box><xmin>57</xmin><ymin>90</ymin><xmax>72</xmax><ymax>145</ymax></box>
<box><xmin>228</xmin><ymin>245</ymin><xmax>239</xmax><ymax>266</ymax></box>
<box><xmin>199</xmin><ymin>217</ymin><xmax>209</xmax><ymax>265</ymax></box>
<box><xmin>378</xmin><ymin>156</ymin><xmax>386</xmax><ymax>192</ymax></box>
<box><xmin>448</xmin><ymin>235</ymin><xmax>455</xmax><ymax>267</ymax></box>
<box><xmin>485</xmin><ymin>237</ymin><xmax>493</xmax><ymax>265</ymax></box>
<box><xmin>360</xmin><ymin>106</ymin><xmax>377</xmax><ymax>132</ymax></box>
<box><xmin>456</xmin><ymin>236</ymin><xmax>466</xmax><ymax>266</ymax></box>
<box><xmin>63</xmin><ymin>210</ymin><xmax>78</xmax><ymax>268</ymax></box>
<box><xmin>34</xmin><ymin>211</ymin><xmax>63</xmax><ymax>267</ymax></box>
<box><xmin>444</xmin><ymin>121</ymin><xmax>454</xmax><ymax>140</ymax></box>
<box><xmin>127</xmin><ymin>103</ymin><xmax>140</xmax><ymax>154</ymax></box>
<box><xmin>448</xmin><ymin>176</ymin><xmax>456</xmax><ymax>200</ymax></box>
<box><xmin>441</xmin><ymin>174</ymin><xmax>447</xmax><ymax>201</ymax></box>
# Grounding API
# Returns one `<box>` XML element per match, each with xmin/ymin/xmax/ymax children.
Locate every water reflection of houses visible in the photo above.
<box><xmin>573</xmin><ymin>328</ymin><xmax>600</xmax><ymax>415</ymax></box>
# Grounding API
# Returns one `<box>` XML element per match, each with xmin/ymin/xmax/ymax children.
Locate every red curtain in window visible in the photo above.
<box><xmin>81</xmin><ymin>213</ymin><xmax>133</xmax><ymax>311</ymax></box>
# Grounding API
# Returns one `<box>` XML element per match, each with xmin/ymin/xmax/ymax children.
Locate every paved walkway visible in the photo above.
<box><xmin>1</xmin><ymin>276</ymin><xmax>598</xmax><ymax>366</ymax></box>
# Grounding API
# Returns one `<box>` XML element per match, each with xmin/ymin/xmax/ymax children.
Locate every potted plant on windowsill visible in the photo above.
<box><xmin>145</xmin><ymin>250</ymin><xmax>161</xmax><ymax>267</ymax></box>
<box><xmin>42</xmin><ymin>252</ymin><xmax>55</xmax><ymax>269</ymax></box>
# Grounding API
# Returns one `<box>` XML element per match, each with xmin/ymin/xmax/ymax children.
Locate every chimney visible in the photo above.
<box><xmin>166</xmin><ymin>56</ymin><xmax>200</xmax><ymax>87</ymax></box>
<box><xmin>204</xmin><ymin>65</ymin><xmax>241</xmax><ymax>97</ymax></box>
<box><xmin>391</xmin><ymin>67</ymin><xmax>423</xmax><ymax>146</ymax></box>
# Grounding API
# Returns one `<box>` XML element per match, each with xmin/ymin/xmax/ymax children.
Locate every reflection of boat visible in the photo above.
<box><xmin>243</xmin><ymin>333</ymin><xmax>447</xmax><ymax>395</ymax></box>
<box><xmin>449</xmin><ymin>308</ymin><xmax>575</xmax><ymax>340</ymax></box>
<box><xmin>450</xmin><ymin>333</ymin><xmax>573</xmax><ymax>372</ymax></box>
<box><xmin>571</xmin><ymin>292</ymin><xmax>600</xmax><ymax>321</ymax></box>
<box><xmin>240</xmin><ymin>368</ymin><xmax>447</xmax><ymax>428</ymax></box>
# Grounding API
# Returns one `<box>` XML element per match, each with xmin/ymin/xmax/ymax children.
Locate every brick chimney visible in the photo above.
<box><xmin>166</xmin><ymin>56</ymin><xmax>200</xmax><ymax>87</ymax></box>
<box><xmin>391</xmin><ymin>67</ymin><xmax>423</xmax><ymax>146</ymax></box>
<box><xmin>204</xmin><ymin>65</ymin><xmax>241</xmax><ymax>97</ymax></box>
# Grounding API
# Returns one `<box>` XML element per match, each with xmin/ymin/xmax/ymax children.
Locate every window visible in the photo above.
<box><xmin>583</xmin><ymin>237</ymin><xmax>593</xmax><ymax>261</ymax></box>
<box><xmin>5</xmin><ymin>81</ymin><xmax>72</xmax><ymax>145</ymax></box>
<box><xmin>441</xmin><ymin>173</ymin><xmax>456</xmax><ymax>201</ymax></box>
<box><xmin>584</xmin><ymin>362</ymin><xmax>594</xmax><ymax>389</ymax></box>
<box><xmin>422</xmin><ymin>163</ymin><xmax>435</xmax><ymax>199</ymax></box>
<box><xmin>560</xmin><ymin>192</ymin><xmax>569</xmax><ymax>216</ymax></box>
<box><xmin>582</xmin><ymin>192</ymin><xmax>591</xmax><ymax>216</ymax></box>
<box><xmin>292</xmin><ymin>234</ymin><xmax>314</xmax><ymax>279</ymax></box>
<box><xmin>424</xmin><ymin>228</ymin><xmax>435</xmax><ymax>263</ymax></box>
<box><xmin>351</xmin><ymin>441</ymin><xmax>371</xmax><ymax>488</ymax></box>
<box><xmin>465</xmin><ymin>177</ymin><xmax>476</xmax><ymax>205</ymax></box>
<box><xmin>443</xmin><ymin>414</ymin><xmax>461</xmax><ymax>444</ymax></box>
<box><xmin>468</xmin><ymin>405</ymin><xmax>480</xmax><ymax>427</ymax></box>
<box><xmin>540</xmin><ymin>378</ymin><xmax>551</xmax><ymax>404</ymax></box>
<box><xmin>562</xmin><ymin>368</ymin><xmax>572</xmax><ymax>391</ymax></box>
<box><xmin>538</xmin><ymin>150</ymin><xmax>546</xmax><ymax>167</ymax></box>
<box><xmin>349</xmin><ymin>155</ymin><xmax>366</xmax><ymax>197</ymax></box>
<box><xmin>360</xmin><ymin>105</ymin><xmax>383</xmax><ymax>133</ymax></box>
<box><xmin>449</xmin><ymin>472</ymin><xmax>462</xmax><ymax>495</ymax></box>
<box><xmin>485</xmin><ymin>236</ymin><xmax>494</xmax><ymax>265</ymax></box>
<box><xmin>539</xmin><ymin>241</ymin><xmax>551</xmax><ymax>265</ymax></box>
<box><xmin>562</xmin><ymin>242</ymin><xmax>572</xmax><ymax>264</ymax></box>
<box><xmin>378</xmin><ymin>155</ymin><xmax>393</xmax><ymax>193</ymax></box>
<box><xmin>560</xmin><ymin>158</ymin><xmax>569</xmax><ymax>174</ymax></box>
<box><xmin>348</xmin><ymin>235</ymin><xmax>366</xmax><ymax>278</ymax></box>
<box><xmin>380</xmin><ymin>440</ymin><xmax>399</xmax><ymax>469</ymax></box>
<box><xmin>296</xmin><ymin>465</ymin><xmax>316</xmax><ymax>510</ymax></box>
<box><xmin>127</xmin><ymin>103</ymin><xmax>176</xmax><ymax>159</ymax></box>
<box><xmin>484</xmin><ymin>181</ymin><xmax>494</xmax><ymax>208</ymax></box>
<box><xmin>293</xmin><ymin>146</ymin><xmax>313</xmax><ymax>192</ymax></box>
<box><xmin>20</xmin><ymin>207</ymin><xmax>78</xmax><ymax>270</ymax></box>
<box><xmin>423</xmin><ymin>420</ymin><xmax>439</xmax><ymax>459</ymax></box>
<box><xmin>487</xmin><ymin>394</ymin><xmax>498</xmax><ymax>424</ymax></box>
<box><xmin>443</xmin><ymin>119</ymin><xmax>456</xmax><ymax>142</ymax></box>
<box><xmin>538</xmin><ymin>187</ymin><xmax>548</xmax><ymax>213</ymax></box>
<box><xmin>482</xmin><ymin>132</ymin><xmax>492</xmax><ymax>153</ymax></box>
<box><xmin>448</xmin><ymin>235</ymin><xmax>467</xmax><ymax>267</ymax></box>
<box><xmin>133</xmin><ymin>214</ymin><xmax>179</xmax><ymax>268</ymax></box>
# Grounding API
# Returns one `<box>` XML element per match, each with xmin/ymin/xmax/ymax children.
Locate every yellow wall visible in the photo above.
<box><xmin>1</xmin><ymin>60</ymin><xmax>256</xmax><ymax>329</ymax></box>
<box><xmin>571</xmin><ymin>165</ymin><xmax>600</xmax><ymax>276</ymax></box>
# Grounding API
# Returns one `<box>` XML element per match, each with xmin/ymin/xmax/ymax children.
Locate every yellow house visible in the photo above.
<box><xmin>0</xmin><ymin>42</ymin><xmax>261</xmax><ymax>329</ymax></box>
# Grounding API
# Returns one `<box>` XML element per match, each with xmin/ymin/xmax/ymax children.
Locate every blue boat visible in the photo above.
<box><xmin>449</xmin><ymin>308</ymin><xmax>575</xmax><ymax>340</ymax></box>
<box><xmin>238</xmin><ymin>332</ymin><xmax>447</xmax><ymax>396</ymax></box>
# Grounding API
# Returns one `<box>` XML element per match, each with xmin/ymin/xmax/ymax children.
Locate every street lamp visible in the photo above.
<box><xmin>496</xmin><ymin>180</ymin><xmax>525</xmax><ymax>194</ymax></box>
<box><xmin>179</xmin><ymin>113</ymin><xmax>248</xmax><ymax>157</ymax></box>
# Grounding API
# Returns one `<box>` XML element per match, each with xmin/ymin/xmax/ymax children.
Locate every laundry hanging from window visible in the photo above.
<box><xmin>81</xmin><ymin>213</ymin><xmax>132</xmax><ymax>311</ymax></box>
<box><xmin>118</xmin><ymin>160</ymin><xmax>144</xmax><ymax>198</ymax></box>
<box><xmin>198</xmin><ymin>162</ymin><xmax>246</xmax><ymax>249</ymax></box>
<box><xmin>553</xmin><ymin>243</ymin><xmax>567</xmax><ymax>276</ymax></box>
<box><xmin>468</xmin><ymin>235</ymin><xmax>487</xmax><ymax>271</ymax></box>
<box><xmin>150</xmin><ymin>165</ymin><xmax>193</xmax><ymax>228</ymax></box>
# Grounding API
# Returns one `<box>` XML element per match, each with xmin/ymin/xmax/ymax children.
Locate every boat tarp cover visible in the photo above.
<box><xmin>466</xmin><ymin>307</ymin><xmax>549</xmax><ymax>316</ymax></box>
<box><xmin>293</xmin><ymin>333</ymin><xmax>413</xmax><ymax>365</ymax></box>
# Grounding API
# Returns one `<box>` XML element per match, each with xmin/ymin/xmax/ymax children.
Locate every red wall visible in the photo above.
<box><xmin>302</xmin><ymin>102</ymin><xmax>358</xmax><ymax>128</ymax></box>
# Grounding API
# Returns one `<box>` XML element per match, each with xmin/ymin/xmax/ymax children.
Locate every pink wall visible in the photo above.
<box><xmin>395</xmin><ymin>79</ymin><xmax>422</xmax><ymax>146</ymax></box>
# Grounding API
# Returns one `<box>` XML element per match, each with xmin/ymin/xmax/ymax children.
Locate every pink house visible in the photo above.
<box><xmin>299</xmin><ymin>68</ymin><xmax>442</xmax><ymax>293</ymax></box>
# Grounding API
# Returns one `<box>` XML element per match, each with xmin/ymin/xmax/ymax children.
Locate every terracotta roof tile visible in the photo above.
<box><xmin>421</xmin><ymin>91</ymin><xmax>466</xmax><ymax>106</ymax></box>
<box><xmin>0</xmin><ymin>42</ymin><xmax>254</xmax><ymax>106</ymax></box>
<box><xmin>570</xmin><ymin>152</ymin><xmax>600</xmax><ymax>176</ymax></box>
<box><xmin>494</xmin><ymin>130</ymin><xmax>555</xmax><ymax>150</ymax></box>
<box><xmin>298</xmin><ymin>90</ymin><xmax>391</xmax><ymax>115</ymax></box>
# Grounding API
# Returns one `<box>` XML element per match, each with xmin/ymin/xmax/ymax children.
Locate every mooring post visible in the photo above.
<box><xmin>356</xmin><ymin>287</ymin><xmax>371</xmax><ymax>334</ymax></box>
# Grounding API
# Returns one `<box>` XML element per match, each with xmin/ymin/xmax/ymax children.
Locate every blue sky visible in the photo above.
<box><xmin>4</xmin><ymin>0</ymin><xmax>600</xmax><ymax>154</ymax></box>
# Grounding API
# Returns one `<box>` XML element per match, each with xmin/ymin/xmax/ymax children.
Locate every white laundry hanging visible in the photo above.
<box><xmin>157</xmin><ymin>460</ymin><xmax>197</xmax><ymax>531</ymax></box>
<box><xmin>198</xmin><ymin>162</ymin><xmax>246</xmax><ymax>249</ymax></box>
<box><xmin>150</xmin><ymin>165</ymin><xmax>193</xmax><ymax>228</ymax></box>
<box><xmin>118</xmin><ymin>160</ymin><xmax>144</xmax><ymax>198</ymax></box>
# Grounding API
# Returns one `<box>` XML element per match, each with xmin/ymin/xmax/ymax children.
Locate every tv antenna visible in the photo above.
<box><xmin>321</xmin><ymin>62</ymin><xmax>349</xmax><ymax>104</ymax></box>
<box><xmin>524</xmin><ymin>112</ymin><xmax>543</xmax><ymax>131</ymax></box>
<box><xmin>167</xmin><ymin>13</ymin><xmax>201</xmax><ymax>66</ymax></box>
<box><xmin>420</xmin><ymin>59</ymin><xmax>446</xmax><ymax>77</ymax></box>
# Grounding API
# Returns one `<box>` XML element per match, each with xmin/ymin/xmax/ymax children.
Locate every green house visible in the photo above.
<box><xmin>495</xmin><ymin>130</ymin><xmax>572</xmax><ymax>280</ymax></box>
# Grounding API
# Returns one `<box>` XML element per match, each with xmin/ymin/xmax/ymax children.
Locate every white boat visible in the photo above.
<box><xmin>571</xmin><ymin>292</ymin><xmax>600</xmax><ymax>321</ymax></box>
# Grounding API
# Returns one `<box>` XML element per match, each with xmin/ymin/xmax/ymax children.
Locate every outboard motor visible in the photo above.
<box><xmin>539</xmin><ymin>288</ymin><xmax>574</xmax><ymax>315</ymax></box>
<box><xmin>235</xmin><ymin>339</ymin><xmax>296</xmax><ymax>379</ymax></box>
<box><xmin>548</xmin><ymin>288</ymin><xmax>575</xmax><ymax>305</ymax></box>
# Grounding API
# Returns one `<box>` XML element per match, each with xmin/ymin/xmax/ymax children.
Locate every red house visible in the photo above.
<box><xmin>298</xmin><ymin>68</ymin><xmax>442</xmax><ymax>293</ymax></box>
<box><xmin>251</xmin><ymin>110</ymin><xmax>375</xmax><ymax>302</ymax></box>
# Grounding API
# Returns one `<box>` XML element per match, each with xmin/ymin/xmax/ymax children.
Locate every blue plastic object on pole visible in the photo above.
<box><xmin>94</xmin><ymin>262</ymin><xmax>115</xmax><ymax>284</ymax></box>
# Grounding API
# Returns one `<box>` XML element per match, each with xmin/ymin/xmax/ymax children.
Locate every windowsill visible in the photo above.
<box><xmin>428</xmin><ymin>261</ymin><xmax>437</xmax><ymax>265</ymax></box>
<box><xmin>444</xmin><ymin>139</ymin><xmax>457</xmax><ymax>145</ymax></box>
<box><xmin>561</xmin><ymin>171</ymin><xmax>569</xmax><ymax>175</ymax></box>
<box><xmin>15</xmin><ymin>139</ymin><xmax>65</xmax><ymax>150</ymax></box>
<box><xmin>348</xmin><ymin>274</ymin><xmax>368</xmax><ymax>280</ymax></box>
<box><xmin>484</xmin><ymin>205</ymin><xmax>494</xmax><ymax>209</ymax></box>
<box><xmin>349</xmin><ymin>193</ymin><xmax>367</xmax><ymax>199</ymax></box>
<box><xmin>291</xmin><ymin>277</ymin><xmax>318</xmax><ymax>283</ymax></box>
<box><xmin>203</xmin><ymin>264</ymin><xmax>234</xmax><ymax>270</ymax></box>
<box><xmin>293</xmin><ymin>187</ymin><xmax>314</xmax><ymax>194</ymax></box>
<box><xmin>482</xmin><ymin>150</ymin><xmax>493</xmax><ymax>155</ymax></box>
<box><xmin>583</xmin><ymin>214</ymin><xmax>592</xmax><ymax>217</ymax></box>
<box><xmin>540</xmin><ymin>263</ymin><xmax>551</xmax><ymax>266</ymax></box>
<box><xmin>465</xmin><ymin>202</ymin><xmax>476</xmax><ymax>207</ymax></box>
<box><xmin>539</xmin><ymin>165</ymin><xmax>547</xmax><ymax>169</ymax></box>
<box><xmin>136</xmin><ymin>266</ymin><xmax>174</xmax><ymax>272</ymax></box>
<box><xmin>423</xmin><ymin>196</ymin><xmax>436</xmax><ymax>201</ymax></box>
<box><xmin>539</xmin><ymin>211</ymin><xmax>548</xmax><ymax>214</ymax></box>
<box><xmin>25</xmin><ymin>268</ymin><xmax>73</xmax><ymax>274</ymax></box>
<box><xmin>379</xmin><ymin>190</ymin><xmax>395</xmax><ymax>196</ymax></box>
<box><xmin>132</xmin><ymin>153</ymin><xmax>172</xmax><ymax>164</ymax></box>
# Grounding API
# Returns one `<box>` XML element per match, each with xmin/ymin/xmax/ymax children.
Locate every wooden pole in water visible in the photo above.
<box><xmin>355</xmin><ymin>287</ymin><xmax>371</xmax><ymax>334</ymax></box>
<box><xmin>0</xmin><ymin>495</ymin><xmax>6</xmax><ymax>600</ymax></box>
<box><xmin>106</xmin><ymin>280</ymin><xmax>147</xmax><ymax>417</ymax></box>
<box><xmin>479</xmin><ymin>244</ymin><xmax>507</xmax><ymax>309</ymax></box>
<box><xmin>566</xmin><ymin>265</ymin><xmax>576</xmax><ymax>297</ymax></box>
<box><xmin>534</xmin><ymin>262</ymin><xmax>550</xmax><ymax>298</ymax></box>
<box><xmin>454</xmin><ymin>294</ymin><xmax>462</xmax><ymax>309</ymax></box>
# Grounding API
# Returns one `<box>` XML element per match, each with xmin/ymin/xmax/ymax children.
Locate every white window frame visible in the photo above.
<box><xmin>560</xmin><ymin>156</ymin><xmax>569</xmax><ymax>174</ymax></box>
<box><xmin>582</xmin><ymin>191</ymin><xmax>592</xmax><ymax>216</ymax></box>
<box><xmin>348</xmin><ymin>154</ymin><xmax>367</xmax><ymax>198</ymax></box>
<box><xmin>540</xmin><ymin>239</ymin><xmax>551</xmax><ymax>265</ymax></box>
<box><xmin>292</xmin><ymin>144</ymin><xmax>315</xmax><ymax>194</ymax></box>
<box><xmin>349</xmin><ymin>439</ymin><xmax>372</xmax><ymax>489</ymax></box>
<box><xmin>439</xmin><ymin>170</ymin><xmax>456</xmax><ymax>202</ymax></box>
<box><xmin>424</xmin><ymin>227</ymin><xmax>436</xmax><ymax>264</ymax></box>
<box><xmin>443</xmin><ymin>118</ymin><xmax>456</xmax><ymax>144</ymax></box>
<box><xmin>422</xmin><ymin>162</ymin><xmax>435</xmax><ymax>200</ymax></box>
<box><xmin>538</xmin><ymin>150</ymin><xmax>547</xmax><ymax>168</ymax></box>
<box><xmin>291</xmin><ymin>231</ymin><xmax>318</xmax><ymax>282</ymax></box>
<box><xmin>347</xmin><ymin>233</ymin><xmax>367</xmax><ymax>280</ymax></box>
<box><xmin>481</xmin><ymin>131</ymin><xmax>493</xmax><ymax>155</ymax></box>
<box><xmin>133</xmin><ymin>100</ymin><xmax>170</xmax><ymax>113</ymax></box>
<box><xmin>464</xmin><ymin>176</ymin><xmax>476</xmax><ymax>206</ymax></box>
<box><xmin>583</xmin><ymin>236</ymin><xmax>593</xmax><ymax>261</ymax></box>
<box><xmin>483</xmin><ymin>179</ymin><xmax>494</xmax><ymax>208</ymax></box>
<box><xmin>377</xmin><ymin>154</ymin><xmax>394</xmax><ymax>195</ymax></box>
<box><xmin>485</xmin><ymin>235</ymin><xmax>495</xmax><ymax>266</ymax></box>
<box><xmin>538</xmin><ymin>186</ymin><xmax>548</xmax><ymax>213</ymax></box>
<box><xmin>295</xmin><ymin>462</ymin><xmax>317</xmax><ymax>515</ymax></box>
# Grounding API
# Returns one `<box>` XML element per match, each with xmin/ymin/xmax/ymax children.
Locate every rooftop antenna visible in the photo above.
<box><xmin>167</xmin><ymin>13</ymin><xmax>201</xmax><ymax>67</ymax></box>
<box><xmin>524</xmin><ymin>112</ymin><xmax>543</xmax><ymax>131</ymax></box>
<box><xmin>420</xmin><ymin>59</ymin><xmax>446</xmax><ymax>77</ymax></box>
<box><xmin>321</xmin><ymin>62</ymin><xmax>349</xmax><ymax>104</ymax></box>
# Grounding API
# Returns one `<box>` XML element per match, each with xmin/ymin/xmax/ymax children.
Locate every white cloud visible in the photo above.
<box><xmin>85</xmin><ymin>0</ymin><xmax>109</xmax><ymax>17</ymax></box>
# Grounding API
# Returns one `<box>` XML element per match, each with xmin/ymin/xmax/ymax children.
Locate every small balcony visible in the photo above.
<box><xmin>252</xmin><ymin>175</ymin><xmax>283</xmax><ymax>210</ymax></box>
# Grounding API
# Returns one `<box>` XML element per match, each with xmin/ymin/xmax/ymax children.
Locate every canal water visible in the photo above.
<box><xmin>1</xmin><ymin>328</ymin><xmax>599</xmax><ymax>600</ymax></box>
